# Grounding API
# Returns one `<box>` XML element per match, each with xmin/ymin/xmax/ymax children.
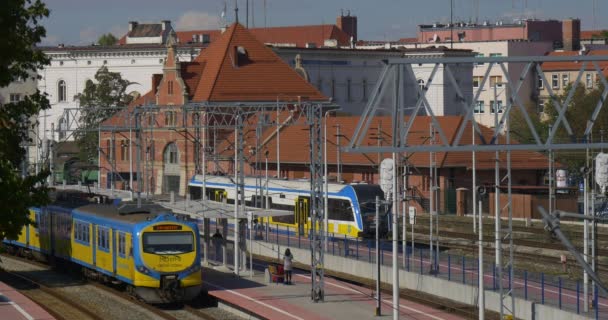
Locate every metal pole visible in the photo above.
<box><xmin>50</xmin><ymin>123</ymin><xmax>55</xmax><ymax>185</ymax></box>
<box><xmin>549</xmin><ymin>125</ymin><xmax>554</xmax><ymax>216</ymax></box>
<box><xmin>234</xmin><ymin>125</ymin><xmax>240</xmax><ymax>276</ymax></box>
<box><xmin>478</xmin><ymin>199</ymin><xmax>485</xmax><ymax>320</ymax></box>
<box><xmin>202</xmin><ymin>112</ymin><xmax>207</xmax><ymax>201</ymax></box>
<box><xmin>375</xmin><ymin>195</ymin><xmax>381</xmax><ymax>316</ymax></box>
<box><xmin>392</xmin><ymin>151</ymin><xmax>399</xmax><ymax>320</ymax></box>
<box><xmin>336</xmin><ymin>124</ymin><xmax>341</xmax><ymax>183</ymax></box>
<box><xmin>324</xmin><ymin>112</ymin><xmax>330</xmax><ymax>252</ymax></box>
<box><xmin>402</xmin><ymin>161</ymin><xmax>407</xmax><ymax>268</ymax></box>
<box><xmin>494</xmin><ymin>83</ymin><xmax>503</xmax><ymax>319</ymax></box>
<box><xmin>473</xmin><ymin>118</ymin><xmax>477</xmax><ymax>234</ymax></box>
<box><xmin>276</xmin><ymin>98</ymin><xmax>280</xmax><ymax>177</ymax></box>
<box><xmin>129</xmin><ymin>124</ymin><xmax>133</xmax><ymax>195</ymax></box>
<box><xmin>429</xmin><ymin>124</ymin><xmax>434</xmax><ymax>273</ymax></box>
<box><xmin>584</xmin><ymin>149</ymin><xmax>589</xmax><ymax>312</ymax></box>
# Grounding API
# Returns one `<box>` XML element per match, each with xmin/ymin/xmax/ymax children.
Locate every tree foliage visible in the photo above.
<box><xmin>542</xmin><ymin>81</ymin><xmax>608</xmax><ymax>172</ymax></box>
<box><xmin>0</xmin><ymin>0</ymin><xmax>51</xmax><ymax>240</ymax></box>
<box><xmin>591</xmin><ymin>30</ymin><xmax>608</xmax><ymax>39</ymax></box>
<box><xmin>75</xmin><ymin>66</ymin><xmax>133</xmax><ymax>164</ymax></box>
<box><xmin>97</xmin><ymin>33</ymin><xmax>118</xmax><ymax>46</ymax></box>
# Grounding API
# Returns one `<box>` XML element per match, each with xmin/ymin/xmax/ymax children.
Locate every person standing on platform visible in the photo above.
<box><xmin>283</xmin><ymin>248</ymin><xmax>294</xmax><ymax>284</ymax></box>
<box><xmin>212</xmin><ymin>229</ymin><xmax>223</xmax><ymax>262</ymax></box>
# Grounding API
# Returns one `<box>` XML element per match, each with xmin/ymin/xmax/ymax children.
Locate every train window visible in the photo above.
<box><xmin>74</xmin><ymin>221</ymin><xmax>90</xmax><ymax>244</ymax></box>
<box><xmin>142</xmin><ymin>232</ymin><xmax>193</xmax><ymax>254</ymax></box>
<box><xmin>118</xmin><ymin>233</ymin><xmax>126</xmax><ymax>257</ymax></box>
<box><xmin>328</xmin><ymin>198</ymin><xmax>354</xmax><ymax>221</ymax></box>
<box><xmin>98</xmin><ymin>227</ymin><xmax>110</xmax><ymax>252</ymax></box>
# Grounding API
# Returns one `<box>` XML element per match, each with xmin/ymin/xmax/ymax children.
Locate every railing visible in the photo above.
<box><xmin>204</xmin><ymin>221</ymin><xmax>605</xmax><ymax>320</ymax></box>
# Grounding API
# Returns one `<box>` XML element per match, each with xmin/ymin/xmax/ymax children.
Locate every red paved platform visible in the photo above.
<box><xmin>0</xmin><ymin>282</ymin><xmax>55</xmax><ymax>320</ymax></box>
<box><xmin>203</xmin><ymin>265</ymin><xmax>463</xmax><ymax>320</ymax></box>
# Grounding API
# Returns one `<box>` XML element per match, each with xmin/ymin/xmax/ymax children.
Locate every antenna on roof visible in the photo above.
<box><xmin>234</xmin><ymin>0</ymin><xmax>239</xmax><ymax>24</ymax></box>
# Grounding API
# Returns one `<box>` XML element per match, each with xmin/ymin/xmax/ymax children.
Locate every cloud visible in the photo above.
<box><xmin>175</xmin><ymin>11</ymin><xmax>221</xmax><ymax>30</ymax></box>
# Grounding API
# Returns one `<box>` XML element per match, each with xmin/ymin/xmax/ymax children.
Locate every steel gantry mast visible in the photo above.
<box><xmin>345</xmin><ymin>54</ymin><xmax>608</xmax><ymax>319</ymax></box>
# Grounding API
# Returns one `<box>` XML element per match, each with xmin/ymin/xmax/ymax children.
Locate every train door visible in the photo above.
<box><xmin>295</xmin><ymin>197</ymin><xmax>309</xmax><ymax>236</ymax></box>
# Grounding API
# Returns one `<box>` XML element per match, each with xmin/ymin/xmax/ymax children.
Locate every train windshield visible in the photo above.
<box><xmin>142</xmin><ymin>232</ymin><xmax>194</xmax><ymax>254</ymax></box>
<box><xmin>352</xmin><ymin>184</ymin><xmax>385</xmax><ymax>214</ymax></box>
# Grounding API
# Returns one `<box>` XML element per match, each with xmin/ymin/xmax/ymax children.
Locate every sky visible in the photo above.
<box><xmin>40</xmin><ymin>0</ymin><xmax>608</xmax><ymax>46</ymax></box>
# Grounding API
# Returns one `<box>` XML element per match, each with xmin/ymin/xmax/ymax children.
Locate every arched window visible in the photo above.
<box><xmin>417</xmin><ymin>79</ymin><xmax>425</xmax><ymax>99</ymax></box>
<box><xmin>58</xmin><ymin>80</ymin><xmax>66</xmax><ymax>102</ymax></box>
<box><xmin>164</xmin><ymin>142</ymin><xmax>179</xmax><ymax>164</ymax></box>
<box><xmin>58</xmin><ymin>117</ymin><xmax>67</xmax><ymax>140</ymax></box>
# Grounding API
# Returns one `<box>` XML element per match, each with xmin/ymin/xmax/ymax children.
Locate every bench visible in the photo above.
<box><xmin>267</xmin><ymin>264</ymin><xmax>284</xmax><ymax>284</ymax></box>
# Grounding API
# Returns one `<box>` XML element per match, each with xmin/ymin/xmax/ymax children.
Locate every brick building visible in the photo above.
<box><xmin>99</xmin><ymin>23</ymin><xmax>326</xmax><ymax>195</ymax></box>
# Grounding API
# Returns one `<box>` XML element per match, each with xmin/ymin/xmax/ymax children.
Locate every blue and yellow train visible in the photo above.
<box><xmin>3</xmin><ymin>191</ymin><xmax>202</xmax><ymax>303</ymax></box>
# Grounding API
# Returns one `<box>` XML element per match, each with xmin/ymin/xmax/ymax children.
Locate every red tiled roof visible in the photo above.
<box><xmin>541</xmin><ymin>50</ymin><xmax>608</xmax><ymax>72</ymax></box>
<box><xmin>398</xmin><ymin>37</ymin><xmax>418</xmax><ymax>43</ymax></box>
<box><xmin>216</xmin><ymin>114</ymin><xmax>551</xmax><ymax>171</ymax></box>
<box><xmin>581</xmin><ymin>30</ymin><xmax>607</xmax><ymax>39</ymax></box>
<box><xmin>188</xmin><ymin>23</ymin><xmax>327</xmax><ymax>102</ymax></box>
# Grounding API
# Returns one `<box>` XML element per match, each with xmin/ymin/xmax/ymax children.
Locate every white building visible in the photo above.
<box><xmin>357</xmin><ymin>40</ymin><xmax>553</xmax><ymax>129</ymax></box>
<box><xmin>273</xmin><ymin>47</ymin><xmax>474</xmax><ymax>116</ymax></box>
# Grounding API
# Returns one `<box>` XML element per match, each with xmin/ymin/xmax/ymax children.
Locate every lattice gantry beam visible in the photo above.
<box><xmin>345</xmin><ymin>55</ymin><xmax>608</xmax><ymax>154</ymax></box>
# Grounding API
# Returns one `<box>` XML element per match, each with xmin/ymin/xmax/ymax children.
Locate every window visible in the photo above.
<box><xmin>586</xmin><ymin>73</ymin><xmax>593</xmax><ymax>88</ymax></box>
<box><xmin>87</xmin><ymin>60</ymin><xmax>91</xmax><ymax>65</ymax></box>
<box><xmin>58</xmin><ymin>117</ymin><xmax>67</xmax><ymax>140</ymax></box>
<box><xmin>120</xmin><ymin>139</ymin><xmax>129</xmax><ymax>161</ymax></box>
<box><xmin>74</xmin><ymin>221</ymin><xmax>90</xmax><ymax>244</ymax></box>
<box><xmin>57</xmin><ymin>80</ymin><xmax>66</xmax><ymax>102</ymax></box>
<box><xmin>327</xmin><ymin>198</ymin><xmax>354</xmax><ymax>221</ymax></box>
<box><xmin>165</xmin><ymin>111</ymin><xmax>176</xmax><ymax>126</ymax></box>
<box><xmin>168</xmin><ymin>80</ymin><xmax>174</xmax><ymax>95</ymax></box>
<box><xmin>474</xmin><ymin>101</ymin><xmax>485</xmax><ymax>113</ymax></box>
<box><xmin>346</xmin><ymin>79</ymin><xmax>352</xmax><ymax>102</ymax></box>
<box><xmin>475</xmin><ymin>53</ymin><xmax>485</xmax><ymax>65</ymax></box>
<box><xmin>491</xmin><ymin>100</ymin><xmax>503</xmax><ymax>113</ymax></box>
<box><xmin>159</xmin><ymin>58</ymin><xmax>164</xmax><ymax>64</ymax></box>
<box><xmin>97</xmin><ymin>226</ymin><xmax>110</xmax><ymax>252</ymax></box>
<box><xmin>489</xmin><ymin>53</ymin><xmax>502</xmax><ymax>57</ymax></box>
<box><xmin>9</xmin><ymin>94</ymin><xmax>21</xmax><ymax>103</ymax></box>
<box><xmin>362</xmin><ymin>79</ymin><xmax>367</xmax><ymax>101</ymax></box>
<box><xmin>143</xmin><ymin>232</ymin><xmax>194</xmax><ymax>254</ymax></box>
<box><xmin>552</xmin><ymin>74</ymin><xmax>559</xmax><ymax>89</ymax></box>
<box><xmin>538</xmin><ymin>74</ymin><xmax>544</xmax><ymax>89</ymax></box>
<box><xmin>103</xmin><ymin>60</ymin><xmax>107</xmax><ymax>65</ymax></box>
<box><xmin>473</xmin><ymin>76</ymin><xmax>482</xmax><ymax>88</ymax></box>
<box><xmin>118</xmin><ymin>232</ymin><xmax>126</xmax><ymax>257</ymax></box>
<box><xmin>164</xmin><ymin>142</ymin><xmax>179</xmax><ymax>164</ymax></box>
<box><xmin>131</xmin><ymin>59</ymin><xmax>135</xmax><ymax>64</ymax></box>
<box><xmin>490</xmin><ymin>76</ymin><xmax>503</xmax><ymax>88</ymax></box>
<box><xmin>59</xmin><ymin>61</ymin><xmax>64</xmax><ymax>66</ymax></box>
<box><xmin>417</xmin><ymin>79</ymin><xmax>425</xmax><ymax>92</ymax></box>
<box><xmin>562</xmin><ymin>74</ymin><xmax>569</xmax><ymax>88</ymax></box>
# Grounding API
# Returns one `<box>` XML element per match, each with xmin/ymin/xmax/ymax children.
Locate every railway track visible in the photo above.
<box><xmin>0</xmin><ymin>261</ymin><xmax>104</xmax><ymax>320</ymax></box>
<box><xmin>0</xmin><ymin>253</ymin><xmax>226</xmax><ymax>320</ymax></box>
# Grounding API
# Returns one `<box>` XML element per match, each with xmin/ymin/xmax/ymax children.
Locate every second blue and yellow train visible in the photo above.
<box><xmin>3</xmin><ymin>191</ymin><xmax>202</xmax><ymax>303</ymax></box>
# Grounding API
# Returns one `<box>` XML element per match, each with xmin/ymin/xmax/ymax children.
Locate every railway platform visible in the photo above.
<box><xmin>0</xmin><ymin>281</ymin><xmax>55</xmax><ymax>320</ymax></box>
<box><xmin>202</xmin><ymin>264</ymin><xmax>463</xmax><ymax>320</ymax></box>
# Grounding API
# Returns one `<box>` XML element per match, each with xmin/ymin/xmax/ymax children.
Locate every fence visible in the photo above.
<box><xmin>205</xmin><ymin>221</ymin><xmax>606</xmax><ymax>319</ymax></box>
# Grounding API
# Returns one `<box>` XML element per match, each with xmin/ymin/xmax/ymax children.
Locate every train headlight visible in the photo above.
<box><xmin>137</xmin><ymin>265</ymin><xmax>151</xmax><ymax>274</ymax></box>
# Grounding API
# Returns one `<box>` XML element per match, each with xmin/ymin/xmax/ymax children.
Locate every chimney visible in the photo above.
<box><xmin>336</xmin><ymin>12</ymin><xmax>358</xmax><ymax>43</ymax></box>
<box><xmin>128</xmin><ymin>21</ymin><xmax>138</xmax><ymax>32</ymax></box>
<box><xmin>152</xmin><ymin>74</ymin><xmax>163</xmax><ymax>95</ymax></box>
<box><xmin>562</xmin><ymin>18</ymin><xmax>581</xmax><ymax>51</ymax></box>
<box><xmin>161</xmin><ymin>20</ymin><xmax>171</xmax><ymax>31</ymax></box>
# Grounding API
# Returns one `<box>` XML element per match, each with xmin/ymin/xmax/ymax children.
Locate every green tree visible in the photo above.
<box><xmin>75</xmin><ymin>66</ymin><xmax>134</xmax><ymax>164</ymax></box>
<box><xmin>0</xmin><ymin>0</ymin><xmax>52</xmax><ymax>240</ymax></box>
<box><xmin>543</xmin><ymin>82</ymin><xmax>608</xmax><ymax>171</ymax></box>
<box><xmin>591</xmin><ymin>30</ymin><xmax>608</xmax><ymax>39</ymax></box>
<box><xmin>97</xmin><ymin>33</ymin><xmax>118</xmax><ymax>46</ymax></box>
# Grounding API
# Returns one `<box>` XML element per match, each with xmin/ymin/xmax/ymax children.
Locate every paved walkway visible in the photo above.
<box><xmin>0</xmin><ymin>282</ymin><xmax>55</xmax><ymax>320</ymax></box>
<box><xmin>203</xmin><ymin>264</ymin><xmax>464</xmax><ymax>320</ymax></box>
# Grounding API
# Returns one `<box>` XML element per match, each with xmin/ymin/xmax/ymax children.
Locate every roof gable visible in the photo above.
<box><xmin>190</xmin><ymin>23</ymin><xmax>327</xmax><ymax>102</ymax></box>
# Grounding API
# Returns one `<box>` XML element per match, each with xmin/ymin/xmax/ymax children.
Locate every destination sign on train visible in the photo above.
<box><xmin>153</xmin><ymin>224</ymin><xmax>182</xmax><ymax>231</ymax></box>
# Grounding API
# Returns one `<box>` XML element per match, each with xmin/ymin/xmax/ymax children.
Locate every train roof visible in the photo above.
<box><xmin>74</xmin><ymin>202</ymin><xmax>172</xmax><ymax>224</ymax></box>
<box><xmin>190</xmin><ymin>174</ymin><xmax>363</xmax><ymax>194</ymax></box>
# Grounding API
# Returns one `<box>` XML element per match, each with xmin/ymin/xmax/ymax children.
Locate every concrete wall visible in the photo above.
<box><xmin>248</xmin><ymin>240</ymin><xmax>590</xmax><ymax>320</ymax></box>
